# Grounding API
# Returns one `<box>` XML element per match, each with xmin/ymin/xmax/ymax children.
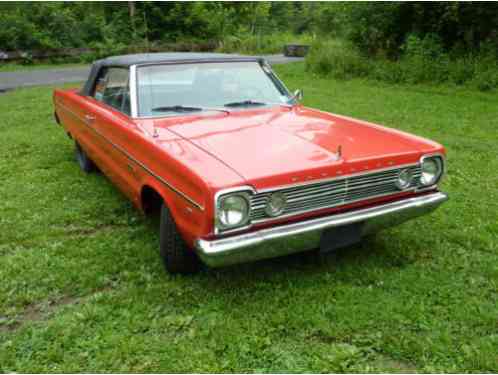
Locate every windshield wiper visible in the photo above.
<box><xmin>151</xmin><ymin>105</ymin><xmax>230</xmax><ymax>114</ymax></box>
<box><xmin>151</xmin><ymin>105</ymin><xmax>203</xmax><ymax>113</ymax></box>
<box><xmin>224</xmin><ymin>100</ymin><xmax>267</xmax><ymax>108</ymax></box>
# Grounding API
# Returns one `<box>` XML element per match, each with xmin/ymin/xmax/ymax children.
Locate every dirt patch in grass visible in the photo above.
<box><xmin>306</xmin><ymin>331</ymin><xmax>419</xmax><ymax>372</ymax></box>
<box><xmin>0</xmin><ymin>286</ymin><xmax>112</xmax><ymax>333</ymax></box>
<box><xmin>64</xmin><ymin>223</ymin><xmax>125</xmax><ymax>237</ymax></box>
<box><xmin>373</xmin><ymin>355</ymin><xmax>419</xmax><ymax>373</ymax></box>
<box><xmin>307</xmin><ymin>330</ymin><xmax>343</xmax><ymax>344</ymax></box>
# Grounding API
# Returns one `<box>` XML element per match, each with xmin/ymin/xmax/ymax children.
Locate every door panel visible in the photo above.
<box><xmin>92</xmin><ymin>104</ymin><xmax>141</xmax><ymax>201</ymax></box>
<box><xmin>84</xmin><ymin>67</ymin><xmax>142</xmax><ymax>201</ymax></box>
<box><xmin>60</xmin><ymin>93</ymin><xmax>101</xmax><ymax>164</ymax></box>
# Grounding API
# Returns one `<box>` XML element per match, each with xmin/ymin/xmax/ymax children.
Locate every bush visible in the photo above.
<box><xmin>305</xmin><ymin>39</ymin><xmax>369</xmax><ymax>79</ymax></box>
<box><xmin>89</xmin><ymin>40</ymin><xmax>128</xmax><ymax>60</ymax></box>
<box><xmin>20</xmin><ymin>52</ymin><xmax>33</xmax><ymax>66</ymax></box>
<box><xmin>344</xmin><ymin>3</ymin><xmax>498</xmax><ymax>59</ymax></box>
<box><xmin>306</xmin><ymin>36</ymin><xmax>498</xmax><ymax>91</ymax></box>
<box><xmin>473</xmin><ymin>70</ymin><xmax>497</xmax><ymax>92</ymax></box>
<box><xmin>448</xmin><ymin>57</ymin><xmax>476</xmax><ymax>85</ymax></box>
<box><xmin>218</xmin><ymin>32</ymin><xmax>313</xmax><ymax>55</ymax></box>
<box><xmin>472</xmin><ymin>54</ymin><xmax>498</xmax><ymax>91</ymax></box>
<box><xmin>399</xmin><ymin>34</ymin><xmax>450</xmax><ymax>84</ymax></box>
<box><xmin>80</xmin><ymin>52</ymin><xmax>98</xmax><ymax>64</ymax></box>
<box><xmin>370</xmin><ymin>59</ymin><xmax>405</xmax><ymax>84</ymax></box>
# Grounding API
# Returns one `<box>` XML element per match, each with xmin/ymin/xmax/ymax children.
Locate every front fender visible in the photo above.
<box><xmin>139</xmin><ymin>177</ymin><xmax>209</xmax><ymax>248</ymax></box>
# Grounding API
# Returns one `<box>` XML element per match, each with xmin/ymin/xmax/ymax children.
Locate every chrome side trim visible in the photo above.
<box><xmin>57</xmin><ymin>102</ymin><xmax>204</xmax><ymax>210</ymax></box>
<box><xmin>57</xmin><ymin>102</ymin><xmax>87</xmax><ymax>123</ymax></box>
<box><xmin>196</xmin><ymin>192</ymin><xmax>448</xmax><ymax>267</ymax></box>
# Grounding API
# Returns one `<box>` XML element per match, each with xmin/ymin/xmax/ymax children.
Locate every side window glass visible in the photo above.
<box><xmin>93</xmin><ymin>69</ymin><xmax>108</xmax><ymax>102</ymax></box>
<box><xmin>94</xmin><ymin>68</ymin><xmax>130</xmax><ymax>115</ymax></box>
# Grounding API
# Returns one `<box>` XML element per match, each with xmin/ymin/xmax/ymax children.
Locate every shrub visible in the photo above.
<box><xmin>80</xmin><ymin>52</ymin><xmax>98</xmax><ymax>64</ymax></box>
<box><xmin>20</xmin><ymin>52</ymin><xmax>33</xmax><ymax>66</ymax></box>
<box><xmin>306</xmin><ymin>36</ymin><xmax>498</xmax><ymax>91</ymax></box>
<box><xmin>472</xmin><ymin>55</ymin><xmax>498</xmax><ymax>91</ymax></box>
<box><xmin>370</xmin><ymin>59</ymin><xmax>405</xmax><ymax>84</ymax></box>
<box><xmin>345</xmin><ymin>2</ymin><xmax>498</xmax><ymax>59</ymax></box>
<box><xmin>400</xmin><ymin>34</ymin><xmax>450</xmax><ymax>84</ymax></box>
<box><xmin>473</xmin><ymin>70</ymin><xmax>498</xmax><ymax>92</ymax></box>
<box><xmin>305</xmin><ymin>39</ymin><xmax>369</xmax><ymax>79</ymax></box>
<box><xmin>89</xmin><ymin>40</ymin><xmax>128</xmax><ymax>60</ymax></box>
<box><xmin>448</xmin><ymin>57</ymin><xmax>475</xmax><ymax>85</ymax></box>
<box><xmin>218</xmin><ymin>32</ymin><xmax>313</xmax><ymax>55</ymax></box>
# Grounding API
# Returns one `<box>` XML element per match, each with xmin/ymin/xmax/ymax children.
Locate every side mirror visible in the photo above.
<box><xmin>292</xmin><ymin>89</ymin><xmax>303</xmax><ymax>102</ymax></box>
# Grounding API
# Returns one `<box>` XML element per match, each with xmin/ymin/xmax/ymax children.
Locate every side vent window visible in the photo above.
<box><xmin>93</xmin><ymin>68</ymin><xmax>131</xmax><ymax>116</ymax></box>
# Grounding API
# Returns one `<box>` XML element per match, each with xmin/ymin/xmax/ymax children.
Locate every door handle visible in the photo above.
<box><xmin>84</xmin><ymin>114</ymin><xmax>96</xmax><ymax>124</ymax></box>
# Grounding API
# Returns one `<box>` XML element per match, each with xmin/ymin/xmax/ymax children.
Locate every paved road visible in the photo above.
<box><xmin>0</xmin><ymin>54</ymin><xmax>303</xmax><ymax>91</ymax></box>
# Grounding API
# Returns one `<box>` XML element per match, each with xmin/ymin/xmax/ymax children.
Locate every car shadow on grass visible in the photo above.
<box><xmin>212</xmin><ymin>237</ymin><xmax>410</xmax><ymax>275</ymax></box>
<box><xmin>140</xmin><ymin>212</ymin><xmax>416</xmax><ymax>286</ymax></box>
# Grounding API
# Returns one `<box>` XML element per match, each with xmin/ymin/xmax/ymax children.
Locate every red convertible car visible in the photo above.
<box><xmin>53</xmin><ymin>53</ymin><xmax>448</xmax><ymax>274</ymax></box>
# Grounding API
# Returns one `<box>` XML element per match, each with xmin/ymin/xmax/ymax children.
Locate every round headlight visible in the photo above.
<box><xmin>395</xmin><ymin>168</ymin><xmax>413</xmax><ymax>190</ymax></box>
<box><xmin>265</xmin><ymin>192</ymin><xmax>287</xmax><ymax>217</ymax></box>
<box><xmin>217</xmin><ymin>194</ymin><xmax>250</xmax><ymax>228</ymax></box>
<box><xmin>420</xmin><ymin>157</ymin><xmax>442</xmax><ymax>186</ymax></box>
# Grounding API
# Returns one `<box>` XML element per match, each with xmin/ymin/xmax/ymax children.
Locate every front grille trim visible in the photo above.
<box><xmin>250</xmin><ymin>164</ymin><xmax>423</xmax><ymax>224</ymax></box>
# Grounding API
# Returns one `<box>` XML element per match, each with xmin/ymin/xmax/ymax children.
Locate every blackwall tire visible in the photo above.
<box><xmin>159</xmin><ymin>203</ymin><xmax>200</xmax><ymax>274</ymax></box>
<box><xmin>75</xmin><ymin>141</ymin><xmax>96</xmax><ymax>173</ymax></box>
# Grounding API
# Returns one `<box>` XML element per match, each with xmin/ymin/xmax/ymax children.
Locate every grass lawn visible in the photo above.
<box><xmin>0</xmin><ymin>62</ymin><xmax>497</xmax><ymax>372</ymax></box>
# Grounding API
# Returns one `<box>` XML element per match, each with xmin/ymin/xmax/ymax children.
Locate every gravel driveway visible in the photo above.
<box><xmin>0</xmin><ymin>54</ymin><xmax>303</xmax><ymax>91</ymax></box>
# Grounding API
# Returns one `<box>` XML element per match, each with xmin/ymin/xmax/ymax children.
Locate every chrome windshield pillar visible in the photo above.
<box><xmin>129</xmin><ymin>64</ymin><xmax>138</xmax><ymax>118</ymax></box>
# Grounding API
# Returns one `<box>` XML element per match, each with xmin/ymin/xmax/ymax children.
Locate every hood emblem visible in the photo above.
<box><xmin>336</xmin><ymin>145</ymin><xmax>343</xmax><ymax>160</ymax></box>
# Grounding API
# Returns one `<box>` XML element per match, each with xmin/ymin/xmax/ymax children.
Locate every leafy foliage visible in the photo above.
<box><xmin>0</xmin><ymin>2</ymin><xmax>312</xmax><ymax>52</ymax></box>
<box><xmin>0</xmin><ymin>3</ymin><xmax>106</xmax><ymax>51</ymax></box>
<box><xmin>343</xmin><ymin>2</ymin><xmax>498</xmax><ymax>58</ymax></box>
<box><xmin>218</xmin><ymin>32</ymin><xmax>313</xmax><ymax>55</ymax></box>
<box><xmin>0</xmin><ymin>3</ymin><xmax>496</xmax><ymax>87</ymax></box>
<box><xmin>306</xmin><ymin>34</ymin><xmax>498</xmax><ymax>91</ymax></box>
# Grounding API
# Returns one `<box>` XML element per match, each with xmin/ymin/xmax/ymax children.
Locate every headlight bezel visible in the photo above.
<box><xmin>419</xmin><ymin>154</ymin><xmax>445</xmax><ymax>187</ymax></box>
<box><xmin>214</xmin><ymin>187</ymin><xmax>254</xmax><ymax>234</ymax></box>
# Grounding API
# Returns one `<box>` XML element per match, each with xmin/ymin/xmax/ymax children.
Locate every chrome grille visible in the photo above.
<box><xmin>250</xmin><ymin>165</ymin><xmax>422</xmax><ymax>222</ymax></box>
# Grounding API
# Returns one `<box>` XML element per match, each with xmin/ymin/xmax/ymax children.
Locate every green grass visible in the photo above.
<box><xmin>1</xmin><ymin>63</ymin><xmax>497</xmax><ymax>372</ymax></box>
<box><xmin>0</xmin><ymin>63</ymin><xmax>87</xmax><ymax>72</ymax></box>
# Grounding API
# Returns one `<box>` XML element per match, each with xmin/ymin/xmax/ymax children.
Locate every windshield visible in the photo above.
<box><xmin>136</xmin><ymin>61</ymin><xmax>291</xmax><ymax>117</ymax></box>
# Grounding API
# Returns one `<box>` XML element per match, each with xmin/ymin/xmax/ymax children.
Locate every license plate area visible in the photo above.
<box><xmin>320</xmin><ymin>222</ymin><xmax>365</xmax><ymax>253</ymax></box>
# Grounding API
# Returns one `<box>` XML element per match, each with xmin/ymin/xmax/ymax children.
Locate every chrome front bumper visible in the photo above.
<box><xmin>195</xmin><ymin>192</ymin><xmax>448</xmax><ymax>267</ymax></box>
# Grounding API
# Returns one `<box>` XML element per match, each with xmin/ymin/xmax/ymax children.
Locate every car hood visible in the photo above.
<box><xmin>151</xmin><ymin>106</ymin><xmax>442</xmax><ymax>190</ymax></box>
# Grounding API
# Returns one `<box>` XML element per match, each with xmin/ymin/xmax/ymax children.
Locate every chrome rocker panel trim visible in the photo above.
<box><xmin>195</xmin><ymin>192</ymin><xmax>448</xmax><ymax>267</ymax></box>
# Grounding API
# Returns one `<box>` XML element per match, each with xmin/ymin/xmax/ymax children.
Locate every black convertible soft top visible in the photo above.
<box><xmin>81</xmin><ymin>52</ymin><xmax>263</xmax><ymax>96</ymax></box>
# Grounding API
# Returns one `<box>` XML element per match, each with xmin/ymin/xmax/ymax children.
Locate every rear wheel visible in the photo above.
<box><xmin>75</xmin><ymin>141</ymin><xmax>95</xmax><ymax>173</ymax></box>
<box><xmin>159</xmin><ymin>203</ymin><xmax>200</xmax><ymax>274</ymax></box>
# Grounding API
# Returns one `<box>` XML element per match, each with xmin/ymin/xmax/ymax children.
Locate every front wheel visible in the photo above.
<box><xmin>159</xmin><ymin>203</ymin><xmax>200</xmax><ymax>274</ymax></box>
<box><xmin>75</xmin><ymin>141</ymin><xmax>96</xmax><ymax>173</ymax></box>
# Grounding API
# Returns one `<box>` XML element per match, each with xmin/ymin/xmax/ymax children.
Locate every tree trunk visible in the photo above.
<box><xmin>128</xmin><ymin>1</ymin><xmax>136</xmax><ymax>37</ymax></box>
